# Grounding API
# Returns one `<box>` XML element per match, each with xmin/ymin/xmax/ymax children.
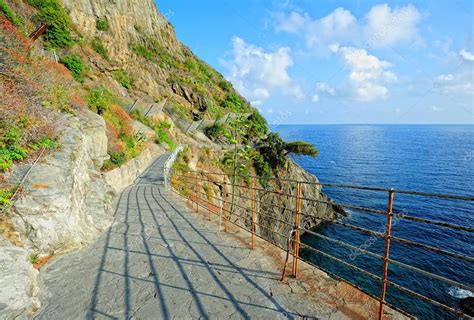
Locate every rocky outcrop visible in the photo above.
<box><xmin>4</xmin><ymin>110</ymin><xmax>113</xmax><ymax>256</ymax></box>
<box><xmin>60</xmin><ymin>0</ymin><xmax>182</xmax><ymax>98</ymax></box>
<box><xmin>0</xmin><ymin>236</ymin><xmax>40</xmax><ymax>319</ymax></box>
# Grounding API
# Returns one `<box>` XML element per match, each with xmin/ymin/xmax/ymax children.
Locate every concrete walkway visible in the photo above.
<box><xmin>34</xmin><ymin>154</ymin><xmax>403</xmax><ymax>320</ymax></box>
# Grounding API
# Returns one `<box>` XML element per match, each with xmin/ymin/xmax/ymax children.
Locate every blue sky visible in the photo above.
<box><xmin>156</xmin><ymin>0</ymin><xmax>473</xmax><ymax>124</ymax></box>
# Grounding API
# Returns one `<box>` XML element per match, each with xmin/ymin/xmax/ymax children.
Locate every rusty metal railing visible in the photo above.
<box><xmin>167</xmin><ymin>168</ymin><xmax>474</xmax><ymax>319</ymax></box>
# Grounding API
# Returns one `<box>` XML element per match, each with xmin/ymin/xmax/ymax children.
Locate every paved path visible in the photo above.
<box><xmin>33</xmin><ymin>154</ymin><xmax>398</xmax><ymax>319</ymax></box>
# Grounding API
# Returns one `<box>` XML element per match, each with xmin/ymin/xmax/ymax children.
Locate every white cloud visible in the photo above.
<box><xmin>460</xmin><ymin>49</ymin><xmax>474</xmax><ymax>62</ymax></box>
<box><xmin>431</xmin><ymin>105</ymin><xmax>443</xmax><ymax>112</ymax></box>
<box><xmin>274</xmin><ymin>11</ymin><xmax>309</xmax><ymax>33</ymax></box>
<box><xmin>315</xmin><ymin>82</ymin><xmax>336</xmax><ymax>96</ymax></box>
<box><xmin>339</xmin><ymin>46</ymin><xmax>397</xmax><ymax>101</ymax></box>
<box><xmin>221</xmin><ymin>37</ymin><xmax>304</xmax><ymax>104</ymax></box>
<box><xmin>364</xmin><ymin>4</ymin><xmax>422</xmax><ymax>48</ymax></box>
<box><xmin>437</xmin><ymin>74</ymin><xmax>454</xmax><ymax>81</ymax></box>
<box><xmin>434</xmin><ymin>71</ymin><xmax>474</xmax><ymax>96</ymax></box>
<box><xmin>274</xmin><ymin>4</ymin><xmax>422</xmax><ymax>51</ymax></box>
<box><xmin>311</xmin><ymin>94</ymin><xmax>319</xmax><ymax>103</ymax></box>
<box><xmin>305</xmin><ymin>7</ymin><xmax>357</xmax><ymax>52</ymax></box>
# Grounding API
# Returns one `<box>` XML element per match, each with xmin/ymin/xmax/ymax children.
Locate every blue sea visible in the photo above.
<box><xmin>274</xmin><ymin>125</ymin><xmax>474</xmax><ymax>319</ymax></box>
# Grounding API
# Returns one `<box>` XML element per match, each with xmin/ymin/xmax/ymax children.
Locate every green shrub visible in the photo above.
<box><xmin>87</xmin><ymin>87</ymin><xmax>114</xmax><ymax>114</ymax></box>
<box><xmin>218</xmin><ymin>80</ymin><xmax>232</xmax><ymax>92</ymax></box>
<box><xmin>113</xmin><ymin>69</ymin><xmax>132</xmax><ymax>90</ymax></box>
<box><xmin>0</xmin><ymin>0</ymin><xmax>23</xmax><ymax>26</ymax></box>
<box><xmin>59</xmin><ymin>54</ymin><xmax>85</xmax><ymax>83</ymax></box>
<box><xmin>257</xmin><ymin>133</ymin><xmax>286</xmax><ymax>169</ymax></box>
<box><xmin>284</xmin><ymin>141</ymin><xmax>319</xmax><ymax>157</ymax></box>
<box><xmin>0</xmin><ymin>186</ymin><xmax>16</xmax><ymax>206</ymax></box>
<box><xmin>204</xmin><ymin>122</ymin><xmax>225</xmax><ymax>140</ymax></box>
<box><xmin>29</xmin><ymin>137</ymin><xmax>57</xmax><ymax>150</ymax></box>
<box><xmin>223</xmin><ymin>93</ymin><xmax>246</xmax><ymax>112</ymax></box>
<box><xmin>108</xmin><ymin>151</ymin><xmax>125</xmax><ymax>166</ymax></box>
<box><xmin>28</xmin><ymin>0</ymin><xmax>74</xmax><ymax>48</ymax></box>
<box><xmin>248</xmin><ymin>110</ymin><xmax>268</xmax><ymax>137</ymax></box>
<box><xmin>253</xmin><ymin>152</ymin><xmax>272</xmax><ymax>188</ymax></box>
<box><xmin>92</xmin><ymin>37</ymin><xmax>108</xmax><ymax>60</ymax></box>
<box><xmin>96</xmin><ymin>17</ymin><xmax>109</xmax><ymax>31</ymax></box>
<box><xmin>0</xmin><ymin>127</ymin><xmax>28</xmax><ymax>172</ymax></box>
<box><xmin>131</xmin><ymin>43</ymin><xmax>153</xmax><ymax>61</ymax></box>
<box><xmin>43</xmin><ymin>83</ymin><xmax>71</xmax><ymax>112</ymax></box>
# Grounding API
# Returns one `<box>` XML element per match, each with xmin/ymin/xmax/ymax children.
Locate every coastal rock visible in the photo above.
<box><xmin>5</xmin><ymin>110</ymin><xmax>113</xmax><ymax>256</ymax></box>
<box><xmin>461</xmin><ymin>297</ymin><xmax>474</xmax><ymax>317</ymax></box>
<box><xmin>0</xmin><ymin>236</ymin><xmax>39</xmax><ymax>319</ymax></box>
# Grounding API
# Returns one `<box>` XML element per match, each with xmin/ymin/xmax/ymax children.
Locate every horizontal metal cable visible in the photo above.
<box><xmin>299</xmin><ymin>227</ymin><xmax>384</xmax><ymax>261</ymax></box>
<box><xmin>387</xmin><ymin>257</ymin><xmax>474</xmax><ymax>292</ymax></box>
<box><xmin>387</xmin><ymin>280</ymin><xmax>465</xmax><ymax>317</ymax></box>
<box><xmin>300</xmin><ymin>197</ymin><xmax>387</xmax><ymax>216</ymax></box>
<box><xmin>391</xmin><ymin>235</ymin><xmax>474</xmax><ymax>263</ymax></box>
<box><xmin>297</xmin><ymin>257</ymin><xmax>415</xmax><ymax>319</ymax></box>
<box><xmin>298</xmin><ymin>242</ymin><xmax>381</xmax><ymax>281</ymax></box>
<box><xmin>334</xmin><ymin>221</ymin><xmax>385</xmax><ymax>238</ymax></box>
<box><xmin>395</xmin><ymin>212</ymin><xmax>474</xmax><ymax>232</ymax></box>
<box><xmin>169</xmin><ymin>168</ymin><xmax>474</xmax><ymax>200</ymax></box>
<box><xmin>175</xmin><ymin>174</ymin><xmax>472</xmax><ymax>233</ymax></box>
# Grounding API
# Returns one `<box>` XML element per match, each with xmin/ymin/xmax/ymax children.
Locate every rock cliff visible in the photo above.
<box><xmin>5</xmin><ymin>110</ymin><xmax>112</xmax><ymax>256</ymax></box>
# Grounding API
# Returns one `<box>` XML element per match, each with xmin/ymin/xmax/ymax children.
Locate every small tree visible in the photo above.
<box><xmin>284</xmin><ymin>141</ymin><xmax>319</xmax><ymax>157</ymax></box>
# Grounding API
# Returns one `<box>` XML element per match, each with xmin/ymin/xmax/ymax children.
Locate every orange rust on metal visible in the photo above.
<box><xmin>292</xmin><ymin>182</ymin><xmax>302</xmax><ymax>277</ymax></box>
<box><xmin>195</xmin><ymin>173</ymin><xmax>199</xmax><ymax>213</ymax></box>
<box><xmin>29</xmin><ymin>23</ymin><xmax>47</xmax><ymax>41</ymax></box>
<box><xmin>379</xmin><ymin>189</ymin><xmax>395</xmax><ymax>320</ymax></box>
<box><xmin>224</xmin><ymin>192</ymin><xmax>228</xmax><ymax>232</ymax></box>
<box><xmin>32</xmin><ymin>184</ymin><xmax>48</xmax><ymax>189</ymax></box>
<box><xmin>251</xmin><ymin>178</ymin><xmax>256</xmax><ymax>250</ymax></box>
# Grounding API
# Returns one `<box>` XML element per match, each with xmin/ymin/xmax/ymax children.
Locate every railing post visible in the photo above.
<box><xmin>224</xmin><ymin>192</ymin><xmax>228</xmax><ymax>232</ymax></box>
<box><xmin>251</xmin><ymin>177</ymin><xmax>255</xmax><ymax>250</ymax></box>
<box><xmin>292</xmin><ymin>182</ymin><xmax>302</xmax><ymax>277</ymax></box>
<box><xmin>195</xmin><ymin>172</ymin><xmax>199</xmax><ymax>213</ymax></box>
<box><xmin>379</xmin><ymin>189</ymin><xmax>395</xmax><ymax>320</ymax></box>
<box><xmin>207</xmin><ymin>173</ymin><xmax>211</xmax><ymax>221</ymax></box>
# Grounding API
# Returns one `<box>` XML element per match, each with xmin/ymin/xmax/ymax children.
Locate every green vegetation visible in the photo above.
<box><xmin>154</xmin><ymin>121</ymin><xmax>175</xmax><ymax>151</ymax></box>
<box><xmin>284</xmin><ymin>141</ymin><xmax>319</xmax><ymax>157</ymax></box>
<box><xmin>0</xmin><ymin>0</ymin><xmax>23</xmax><ymax>26</ymax></box>
<box><xmin>59</xmin><ymin>54</ymin><xmax>85</xmax><ymax>83</ymax></box>
<box><xmin>130</xmin><ymin>110</ymin><xmax>175</xmax><ymax>151</ymax></box>
<box><xmin>131</xmin><ymin>44</ymin><xmax>154</xmax><ymax>61</ymax></box>
<box><xmin>247</xmin><ymin>110</ymin><xmax>268</xmax><ymax>137</ymax></box>
<box><xmin>253</xmin><ymin>152</ymin><xmax>272</xmax><ymax>188</ymax></box>
<box><xmin>218</xmin><ymin>79</ymin><xmax>233</xmax><ymax>92</ymax></box>
<box><xmin>28</xmin><ymin>254</ymin><xmax>39</xmax><ymax>265</ymax></box>
<box><xmin>42</xmin><ymin>83</ymin><xmax>71</xmax><ymax>112</ymax></box>
<box><xmin>28</xmin><ymin>0</ymin><xmax>74</xmax><ymax>48</ymax></box>
<box><xmin>87</xmin><ymin>87</ymin><xmax>114</xmax><ymax>114</ymax></box>
<box><xmin>96</xmin><ymin>17</ymin><xmax>109</xmax><ymax>31</ymax></box>
<box><xmin>204</xmin><ymin>122</ymin><xmax>225</xmax><ymax>140</ymax></box>
<box><xmin>223</xmin><ymin>93</ymin><xmax>246</xmax><ymax>113</ymax></box>
<box><xmin>0</xmin><ymin>126</ymin><xmax>56</xmax><ymax>172</ymax></box>
<box><xmin>91</xmin><ymin>37</ymin><xmax>108</xmax><ymax>60</ymax></box>
<box><xmin>113</xmin><ymin>69</ymin><xmax>132</xmax><ymax>90</ymax></box>
<box><xmin>0</xmin><ymin>186</ymin><xmax>16</xmax><ymax>206</ymax></box>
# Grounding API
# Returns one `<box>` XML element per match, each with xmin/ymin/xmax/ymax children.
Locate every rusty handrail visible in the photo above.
<box><xmin>168</xmin><ymin>168</ymin><xmax>474</xmax><ymax>319</ymax></box>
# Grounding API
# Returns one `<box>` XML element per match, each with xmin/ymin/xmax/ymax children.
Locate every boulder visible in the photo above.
<box><xmin>5</xmin><ymin>110</ymin><xmax>113</xmax><ymax>256</ymax></box>
<box><xmin>0</xmin><ymin>236</ymin><xmax>39</xmax><ymax>319</ymax></box>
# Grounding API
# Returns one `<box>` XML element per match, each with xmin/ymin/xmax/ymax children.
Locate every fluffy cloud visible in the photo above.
<box><xmin>434</xmin><ymin>71</ymin><xmax>473</xmax><ymax>96</ymax></box>
<box><xmin>274</xmin><ymin>4</ymin><xmax>422</xmax><ymax>51</ymax></box>
<box><xmin>221</xmin><ymin>37</ymin><xmax>304</xmax><ymax>106</ymax></box>
<box><xmin>311</xmin><ymin>94</ymin><xmax>319</xmax><ymax>103</ymax></box>
<box><xmin>364</xmin><ymin>4</ymin><xmax>422</xmax><ymax>48</ymax></box>
<box><xmin>460</xmin><ymin>49</ymin><xmax>474</xmax><ymax>62</ymax></box>
<box><xmin>273</xmin><ymin>11</ymin><xmax>309</xmax><ymax>33</ymax></box>
<box><xmin>305</xmin><ymin>8</ymin><xmax>357</xmax><ymax>52</ymax></box>
<box><xmin>339</xmin><ymin>46</ymin><xmax>397</xmax><ymax>101</ymax></box>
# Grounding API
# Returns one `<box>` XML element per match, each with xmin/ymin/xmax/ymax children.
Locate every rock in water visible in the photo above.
<box><xmin>460</xmin><ymin>297</ymin><xmax>474</xmax><ymax>317</ymax></box>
